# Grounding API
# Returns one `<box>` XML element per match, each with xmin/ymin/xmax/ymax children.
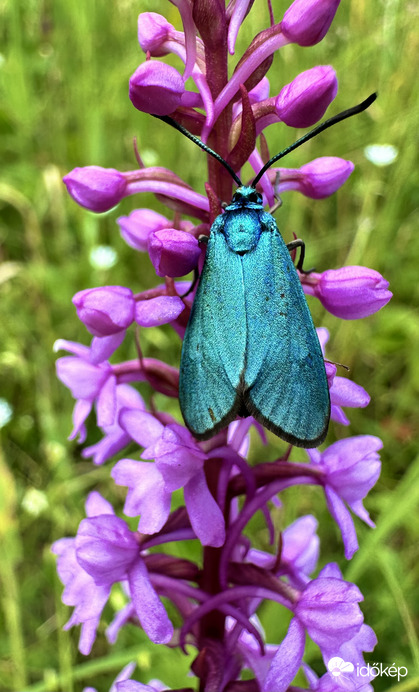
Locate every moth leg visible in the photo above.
<box><xmin>324</xmin><ymin>358</ymin><xmax>350</xmax><ymax>372</ymax></box>
<box><xmin>268</xmin><ymin>171</ymin><xmax>283</xmax><ymax>215</ymax></box>
<box><xmin>179</xmin><ymin>267</ymin><xmax>200</xmax><ymax>298</ymax></box>
<box><xmin>286</xmin><ymin>239</ymin><xmax>315</xmax><ymax>274</ymax></box>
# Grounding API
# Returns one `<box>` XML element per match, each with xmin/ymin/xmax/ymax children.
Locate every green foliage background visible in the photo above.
<box><xmin>0</xmin><ymin>0</ymin><xmax>418</xmax><ymax>690</ymax></box>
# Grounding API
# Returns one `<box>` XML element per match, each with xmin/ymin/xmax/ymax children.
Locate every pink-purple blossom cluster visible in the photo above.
<box><xmin>55</xmin><ymin>1</ymin><xmax>391</xmax><ymax>690</ymax></box>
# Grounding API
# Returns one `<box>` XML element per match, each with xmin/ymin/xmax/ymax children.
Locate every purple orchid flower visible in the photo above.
<box><xmin>308</xmin><ymin>436</ymin><xmax>382</xmax><ymax>559</ymax></box>
<box><xmin>113</xmin><ymin>410</ymin><xmax>225</xmax><ymax>546</ymax></box>
<box><xmin>54</xmin><ymin>491</ymin><xmax>173</xmax><ymax>651</ymax></box>
<box><xmin>264</xmin><ymin>565</ymin><xmax>365</xmax><ymax>691</ymax></box>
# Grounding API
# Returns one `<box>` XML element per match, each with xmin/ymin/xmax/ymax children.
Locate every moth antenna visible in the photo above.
<box><xmin>251</xmin><ymin>93</ymin><xmax>377</xmax><ymax>188</ymax></box>
<box><xmin>153</xmin><ymin>114</ymin><xmax>243</xmax><ymax>187</ymax></box>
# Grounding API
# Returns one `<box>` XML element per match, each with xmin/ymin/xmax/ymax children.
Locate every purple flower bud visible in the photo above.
<box><xmin>135</xmin><ymin>295</ymin><xmax>185</xmax><ymax>326</ymax></box>
<box><xmin>129</xmin><ymin>61</ymin><xmax>184</xmax><ymax>116</ymax></box>
<box><xmin>330</xmin><ymin>375</ymin><xmax>370</xmax><ymax>425</ymax></box>
<box><xmin>138</xmin><ymin>12</ymin><xmax>173</xmax><ymax>55</ymax></box>
<box><xmin>313</xmin><ymin>266</ymin><xmax>392</xmax><ymax>319</ymax></box>
<box><xmin>300</xmin><ymin>157</ymin><xmax>354</xmax><ymax>198</ymax></box>
<box><xmin>148</xmin><ymin>229</ymin><xmax>201</xmax><ymax>277</ymax></box>
<box><xmin>73</xmin><ymin>286</ymin><xmax>135</xmax><ymax>336</ymax></box>
<box><xmin>274</xmin><ymin>157</ymin><xmax>354</xmax><ymax>199</ymax></box>
<box><xmin>63</xmin><ymin>167</ymin><xmax>127</xmax><ymax>213</ymax></box>
<box><xmin>281</xmin><ymin>0</ymin><xmax>341</xmax><ymax>47</ymax></box>
<box><xmin>275</xmin><ymin>65</ymin><xmax>338</xmax><ymax>127</ymax></box>
<box><xmin>117</xmin><ymin>209</ymin><xmax>172</xmax><ymax>251</ymax></box>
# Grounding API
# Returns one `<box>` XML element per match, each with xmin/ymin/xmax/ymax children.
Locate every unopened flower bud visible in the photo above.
<box><xmin>275</xmin><ymin>65</ymin><xmax>337</xmax><ymax>127</ymax></box>
<box><xmin>138</xmin><ymin>12</ymin><xmax>173</xmax><ymax>55</ymax></box>
<box><xmin>300</xmin><ymin>157</ymin><xmax>354</xmax><ymax>198</ymax></box>
<box><xmin>148</xmin><ymin>229</ymin><xmax>201</xmax><ymax>277</ymax></box>
<box><xmin>117</xmin><ymin>209</ymin><xmax>172</xmax><ymax>252</ymax></box>
<box><xmin>281</xmin><ymin>0</ymin><xmax>341</xmax><ymax>47</ymax></box>
<box><xmin>73</xmin><ymin>286</ymin><xmax>135</xmax><ymax>336</ymax></box>
<box><xmin>129</xmin><ymin>61</ymin><xmax>184</xmax><ymax>116</ymax></box>
<box><xmin>63</xmin><ymin>167</ymin><xmax>126</xmax><ymax>213</ymax></box>
<box><xmin>313</xmin><ymin>266</ymin><xmax>392</xmax><ymax>319</ymax></box>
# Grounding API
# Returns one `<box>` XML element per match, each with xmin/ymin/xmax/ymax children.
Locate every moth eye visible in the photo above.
<box><xmin>249</xmin><ymin>191</ymin><xmax>260</xmax><ymax>203</ymax></box>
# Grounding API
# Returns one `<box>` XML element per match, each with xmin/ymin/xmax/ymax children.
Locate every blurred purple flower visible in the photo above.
<box><xmin>247</xmin><ymin>515</ymin><xmax>319</xmax><ymax>589</ymax></box>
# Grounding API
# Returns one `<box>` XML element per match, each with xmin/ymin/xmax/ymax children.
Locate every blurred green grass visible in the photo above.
<box><xmin>0</xmin><ymin>0</ymin><xmax>418</xmax><ymax>690</ymax></box>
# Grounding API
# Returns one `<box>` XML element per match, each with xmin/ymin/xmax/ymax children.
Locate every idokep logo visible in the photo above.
<box><xmin>327</xmin><ymin>656</ymin><xmax>354</xmax><ymax>680</ymax></box>
<box><xmin>327</xmin><ymin>656</ymin><xmax>409</xmax><ymax>686</ymax></box>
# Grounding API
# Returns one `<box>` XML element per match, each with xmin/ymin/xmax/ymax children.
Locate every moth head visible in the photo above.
<box><xmin>231</xmin><ymin>186</ymin><xmax>263</xmax><ymax>207</ymax></box>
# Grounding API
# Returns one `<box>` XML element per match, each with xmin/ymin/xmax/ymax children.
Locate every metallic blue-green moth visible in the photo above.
<box><xmin>179</xmin><ymin>186</ymin><xmax>330</xmax><ymax>446</ymax></box>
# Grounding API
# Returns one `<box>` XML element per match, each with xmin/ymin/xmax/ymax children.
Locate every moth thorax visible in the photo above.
<box><xmin>223</xmin><ymin>208</ymin><xmax>262</xmax><ymax>253</ymax></box>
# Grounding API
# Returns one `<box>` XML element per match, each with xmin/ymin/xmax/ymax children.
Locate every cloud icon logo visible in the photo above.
<box><xmin>327</xmin><ymin>657</ymin><xmax>355</xmax><ymax>678</ymax></box>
